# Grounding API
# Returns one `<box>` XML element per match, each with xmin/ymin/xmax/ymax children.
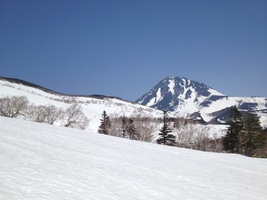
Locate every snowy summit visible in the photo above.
<box><xmin>136</xmin><ymin>76</ymin><xmax>267</xmax><ymax>127</ymax></box>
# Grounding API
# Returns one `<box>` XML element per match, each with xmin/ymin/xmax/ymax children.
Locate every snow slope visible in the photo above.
<box><xmin>1</xmin><ymin>116</ymin><xmax>267</xmax><ymax>200</ymax></box>
<box><xmin>0</xmin><ymin>78</ymin><xmax>162</xmax><ymax>132</ymax></box>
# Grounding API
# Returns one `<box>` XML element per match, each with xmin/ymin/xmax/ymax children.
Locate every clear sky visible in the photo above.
<box><xmin>1</xmin><ymin>0</ymin><xmax>266</xmax><ymax>101</ymax></box>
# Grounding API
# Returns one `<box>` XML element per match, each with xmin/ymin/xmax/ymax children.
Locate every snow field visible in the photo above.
<box><xmin>1</xmin><ymin>116</ymin><xmax>267</xmax><ymax>200</ymax></box>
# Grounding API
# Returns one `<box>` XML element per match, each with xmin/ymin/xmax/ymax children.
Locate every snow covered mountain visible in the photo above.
<box><xmin>136</xmin><ymin>76</ymin><xmax>267</xmax><ymax>127</ymax></box>
<box><xmin>1</xmin><ymin>116</ymin><xmax>267</xmax><ymax>200</ymax></box>
<box><xmin>0</xmin><ymin>76</ymin><xmax>228</xmax><ymax>142</ymax></box>
<box><xmin>1</xmin><ymin>75</ymin><xmax>265</xmax><ymax>131</ymax></box>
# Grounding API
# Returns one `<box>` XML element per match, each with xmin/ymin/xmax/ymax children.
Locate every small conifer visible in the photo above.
<box><xmin>157</xmin><ymin>110</ymin><xmax>176</xmax><ymax>146</ymax></box>
<box><xmin>98</xmin><ymin>111</ymin><xmax>111</xmax><ymax>134</ymax></box>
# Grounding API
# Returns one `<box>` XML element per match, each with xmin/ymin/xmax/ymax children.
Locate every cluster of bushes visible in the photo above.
<box><xmin>173</xmin><ymin>117</ymin><xmax>223</xmax><ymax>152</ymax></box>
<box><xmin>0</xmin><ymin>96</ymin><xmax>89</xmax><ymax>130</ymax></box>
<box><xmin>98</xmin><ymin>111</ymin><xmax>158</xmax><ymax>142</ymax></box>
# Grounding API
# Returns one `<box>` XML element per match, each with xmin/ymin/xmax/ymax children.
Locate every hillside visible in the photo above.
<box><xmin>0</xmin><ymin>116</ymin><xmax>267</xmax><ymax>200</ymax></box>
<box><xmin>0</xmin><ymin>77</ymin><xmax>162</xmax><ymax>132</ymax></box>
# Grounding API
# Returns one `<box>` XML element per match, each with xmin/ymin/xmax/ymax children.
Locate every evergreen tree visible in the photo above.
<box><xmin>122</xmin><ymin>117</ymin><xmax>127</xmax><ymax>138</ymax></box>
<box><xmin>255</xmin><ymin>128</ymin><xmax>267</xmax><ymax>157</ymax></box>
<box><xmin>122</xmin><ymin>117</ymin><xmax>140</xmax><ymax>140</ymax></box>
<box><xmin>127</xmin><ymin>118</ymin><xmax>140</xmax><ymax>140</ymax></box>
<box><xmin>242</xmin><ymin>112</ymin><xmax>263</xmax><ymax>156</ymax></box>
<box><xmin>98</xmin><ymin>111</ymin><xmax>111</xmax><ymax>134</ymax></box>
<box><xmin>157</xmin><ymin>110</ymin><xmax>176</xmax><ymax>146</ymax></box>
<box><xmin>223</xmin><ymin>106</ymin><xmax>243</xmax><ymax>153</ymax></box>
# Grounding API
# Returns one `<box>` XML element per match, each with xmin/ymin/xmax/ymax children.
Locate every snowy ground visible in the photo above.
<box><xmin>1</xmin><ymin>116</ymin><xmax>267</xmax><ymax>200</ymax></box>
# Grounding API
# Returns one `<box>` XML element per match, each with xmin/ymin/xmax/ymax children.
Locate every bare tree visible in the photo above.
<box><xmin>27</xmin><ymin>104</ymin><xmax>63</xmax><ymax>125</ymax></box>
<box><xmin>173</xmin><ymin>118</ymin><xmax>224</xmax><ymax>152</ymax></box>
<box><xmin>27</xmin><ymin>104</ymin><xmax>47</xmax><ymax>123</ymax></box>
<box><xmin>134</xmin><ymin>117</ymin><xmax>159</xmax><ymax>142</ymax></box>
<box><xmin>174</xmin><ymin>118</ymin><xmax>195</xmax><ymax>148</ymax></box>
<box><xmin>45</xmin><ymin>105</ymin><xmax>64</xmax><ymax>125</ymax></box>
<box><xmin>194</xmin><ymin>125</ymin><xmax>210</xmax><ymax>151</ymax></box>
<box><xmin>61</xmin><ymin>103</ymin><xmax>89</xmax><ymax>130</ymax></box>
<box><xmin>0</xmin><ymin>96</ymin><xmax>29</xmax><ymax>118</ymax></box>
<box><xmin>109</xmin><ymin>114</ymin><xmax>124</xmax><ymax>137</ymax></box>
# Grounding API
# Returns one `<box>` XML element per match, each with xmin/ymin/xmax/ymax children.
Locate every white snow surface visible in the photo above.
<box><xmin>146</xmin><ymin>88</ymin><xmax>163</xmax><ymax>107</ymax></box>
<box><xmin>208</xmin><ymin>88</ymin><xmax>224</xmax><ymax>96</ymax></box>
<box><xmin>176</xmin><ymin>86</ymin><xmax>199</xmax><ymax>115</ymax></box>
<box><xmin>1</xmin><ymin>116</ymin><xmax>267</xmax><ymax>200</ymax></box>
<box><xmin>168</xmin><ymin>79</ymin><xmax>175</xmax><ymax>95</ymax></box>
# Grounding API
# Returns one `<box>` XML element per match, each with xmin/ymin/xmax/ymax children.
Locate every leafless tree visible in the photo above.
<box><xmin>194</xmin><ymin>125</ymin><xmax>210</xmax><ymax>151</ymax></box>
<box><xmin>0</xmin><ymin>96</ymin><xmax>29</xmax><ymax>118</ymax></box>
<box><xmin>27</xmin><ymin>104</ymin><xmax>47</xmax><ymax>123</ymax></box>
<box><xmin>27</xmin><ymin>104</ymin><xmax>63</xmax><ymax>125</ymax></box>
<box><xmin>173</xmin><ymin>118</ymin><xmax>223</xmax><ymax>152</ymax></box>
<box><xmin>173</xmin><ymin>118</ymin><xmax>194</xmax><ymax>148</ymax></box>
<box><xmin>61</xmin><ymin>103</ymin><xmax>89</xmax><ymax>130</ymax></box>
<box><xmin>109</xmin><ymin>114</ymin><xmax>123</xmax><ymax>137</ymax></box>
<box><xmin>45</xmin><ymin>105</ymin><xmax>64</xmax><ymax>125</ymax></box>
<box><xmin>134</xmin><ymin>117</ymin><xmax>159</xmax><ymax>142</ymax></box>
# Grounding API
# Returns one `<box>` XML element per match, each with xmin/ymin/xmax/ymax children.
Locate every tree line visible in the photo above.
<box><xmin>98</xmin><ymin>108</ymin><xmax>266</xmax><ymax>157</ymax></box>
<box><xmin>0</xmin><ymin>96</ymin><xmax>89</xmax><ymax>130</ymax></box>
<box><xmin>98</xmin><ymin>110</ymin><xmax>225</xmax><ymax>152</ymax></box>
<box><xmin>2</xmin><ymin>96</ymin><xmax>265</xmax><ymax>157</ymax></box>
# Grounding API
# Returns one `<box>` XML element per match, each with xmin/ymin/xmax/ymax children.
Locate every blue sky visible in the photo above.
<box><xmin>1</xmin><ymin>0</ymin><xmax>266</xmax><ymax>101</ymax></box>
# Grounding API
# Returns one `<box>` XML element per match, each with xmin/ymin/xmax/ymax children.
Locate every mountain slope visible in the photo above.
<box><xmin>0</xmin><ymin>77</ymin><xmax>162</xmax><ymax>132</ymax></box>
<box><xmin>1</xmin><ymin>116</ymin><xmax>267</xmax><ymax>200</ymax></box>
<box><xmin>136</xmin><ymin>76</ymin><xmax>267</xmax><ymax>127</ymax></box>
<box><xmin>0</xmin><ymin>76</ymin><xmax>126</xmax><ymax>100</ymax></box>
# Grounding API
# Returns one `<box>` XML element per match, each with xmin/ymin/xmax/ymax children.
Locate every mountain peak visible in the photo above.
<box><xmin>136</xmin><ymin>76</ymin><xmax>267</xmax><ymax>127</ymax></box>
<box><xmin>136</xmin><ymin>76</ymin><xmax>224</xmax><ymax>112</ymax></box>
